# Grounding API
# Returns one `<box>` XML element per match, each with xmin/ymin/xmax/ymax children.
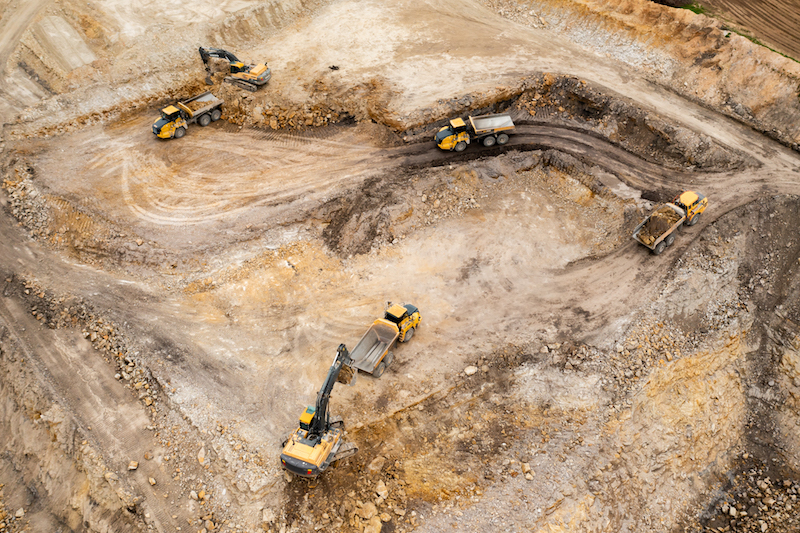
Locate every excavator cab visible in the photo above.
<box><xmin>229</xmin><ymin>61</ymin><xmax>248</xmax><ymax>74</ymax></box>
<box><xmin>298</xmin><ymin>406</ymin><xmax>316</xmax><ymax>431</ymax></box>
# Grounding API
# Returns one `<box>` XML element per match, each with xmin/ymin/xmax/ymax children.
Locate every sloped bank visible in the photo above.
<box><xmin>489</xmin><ymin>0</ymin><xmax>800</xmax><ymax>149</ymax></box>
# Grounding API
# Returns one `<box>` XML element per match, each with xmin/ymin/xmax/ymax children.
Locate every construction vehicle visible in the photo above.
<box><xmin>633</xmin><ymin>191</ymin><xmax>708</xmax><ymax>255</ymax></box>
<box><xmin>280</xmin><ymin>344</ymin><xmax>358</xmax><ymax>478</ymax></box>
<box><xmin>152</xmin><ymin>91</ymin><xmax>223</xmax><ymax>139</ymax></box>
<box><xmin>199</xmin><ymin>46</ymin><xmax>271</xmax><ymax>92</ymax></box>
<box><xmin>349</xmin><ymin>303</ymin><xmax>421</xmax><ymax>378</ymax></box>
<box><xmin>434</xmin><ymin>113</ymin><xmax>515</xmax><ymax>152</ymax></box>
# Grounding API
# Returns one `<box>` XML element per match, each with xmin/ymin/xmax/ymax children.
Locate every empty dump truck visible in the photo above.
<box><xmin>434</xmin><ymin>113</ymin><xmax>515</xmax><ymax>151</ymax></box>
<box><xmin>349</xmin><ymin>303</ymin><xmax>421</xmax><ymax>378</ymax></box>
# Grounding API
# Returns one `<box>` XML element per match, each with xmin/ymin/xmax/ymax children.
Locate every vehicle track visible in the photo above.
<box><xmin>0</xmin><ymin>296</ymin><xmax>195</xmax><ymax>533</ymax></box>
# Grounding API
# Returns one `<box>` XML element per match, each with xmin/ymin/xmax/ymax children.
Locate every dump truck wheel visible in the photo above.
<box><xmin>497</xmin><ymin>134</ymin><xmax>509</xmax><ymax>145</ymax></box>
<box><xmin>401</xmin><ymin>327</ymin><xmax>414</xmax><ymax>342</ymax></box>
<box><xmin>483</xmin><ymin>136</ymin><xmax>496</xmax><ymax>147</ymax></box>
<box><xmin>211</xmin><ymin>108</ymin><xmax>222</xmax><ymax>121</ymax></box>
<box><xmin>374</xmin><ymin>362</ymin><xmax>386</xmax><ymax>378</ymax></box>
<box><xmin>384</xmin><ymin>351</ymin><xmax>394</xmax><ymax>367</ymax></box>
<box><xmin>455</xmin><ymin>141</ymin><xmax>467</xmax><ymax>152</ymax></box>
<box><xmin>665</xmin><ymin>234</ymin><xmax>675</xmax><ymax>247</ymax></box>
<box><xmin>654</xmin><ymin>241</ymin><xmax>666</xmax><ymax>255</ymax></box>
<box><xmin>199</xmin><ymin>114</ymin><xmax>212</xmax><ymax>127</ymax></box>
<box><xmin>174</xmin><ymin>127</ymin><xmax>186</xmax><ymax>139</ymax></box>
<box><xmin>687</xmin><ymin>213</ymin><xmax>700</xmax><ymax>226</ymax></box>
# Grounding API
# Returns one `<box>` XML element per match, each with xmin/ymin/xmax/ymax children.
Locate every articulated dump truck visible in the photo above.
<box><xmin>633</xmin><ymin>190</ymin><xmax>708</xmax><ymax>255</ymax></box>
<box><xmin>434</xmin><ymin>113</ymin><xmax>515</xmax><ymax>152</ymax></box>
<box><xmin>152</xmin><ymin>91</ymin><xmax>223</xmax><ymax>139</ymax></box>
<box><xmin>349</xmin><ymin>303</ymin><xmax>421</xmax><ymax>378</ymax></box>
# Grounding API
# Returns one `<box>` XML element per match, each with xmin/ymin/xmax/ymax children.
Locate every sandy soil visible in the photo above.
<box><xmin>1</xmin><ymin>0</ymin><xmax>800</xmax><ymax>532</ymax></box>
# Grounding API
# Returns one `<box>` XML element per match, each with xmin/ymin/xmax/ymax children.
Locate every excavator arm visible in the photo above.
<box><xmin>199</xmin><ymin>47</ymin><xmax>243</xmax><ymax>84</ymax></box>
<box><xmin>308</xmin><ymin>344</ymin><xmax>354</xmax><ymax>439</ymax></box>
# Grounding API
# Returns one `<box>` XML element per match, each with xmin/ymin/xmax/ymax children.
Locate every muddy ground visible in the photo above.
<box><xmin>1</xmin><ymin>0</ymin><xmax>800</xmax><ymax>532</ymax></box>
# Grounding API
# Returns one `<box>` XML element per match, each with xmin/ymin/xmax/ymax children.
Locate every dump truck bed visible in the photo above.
<box><xmin>633</xmin><ymin>203</ymin><xmax>685</xmax><ymax>250</ymax></box>
<box><xmin>176</xmin><ymin>91</ymin><xmax>223</xmax><ymax>117</ymax></box>
<box><xmin>350</xmin><ymin>320</ymin><xmax>399</xmax><ymax>373</ymax></box>
<box><xmin>469</xmin><ymin>114</ymin><xmax>515</xmax><ymax>134</ymax></box>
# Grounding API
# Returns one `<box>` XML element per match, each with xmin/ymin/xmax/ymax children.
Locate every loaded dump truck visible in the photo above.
<box><xmin>434</xmin><ymin>113</ymin><xmax>515</xmax><ymax>152</ymax></box>
<box><xmin>349</xmin><ymin>303</ymin><xmax>421</xmax><ymax>377</ymax></box>
<box><xmin>152</xmin><ymin>91</ymin><xmax>223</xmax><ymax>139</ymax></box>
<box><xmin>633</xmin><ymin>191</ymin><xmax>708</xmax><ymax>255</ymax></box>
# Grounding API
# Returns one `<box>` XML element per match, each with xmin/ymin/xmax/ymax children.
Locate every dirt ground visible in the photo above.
<box><xmin>1</xmin><ymin>0</ymin><xmax>800</xmax><ymax>532</ymax></box>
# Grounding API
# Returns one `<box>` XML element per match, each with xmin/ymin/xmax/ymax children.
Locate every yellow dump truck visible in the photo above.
<box><xmin>349</xmin><ymin>303</ymin><xmax>421</xmax><ymax>378</ymax></box>
<box><xmin>152</xmin><ymin>91</ymin><xmax>223</xmax><ymax>139</ymax></box>
<box><xmin>434</xmin><ymin>113</ymin><xmax>515</xmax><ymax>151</ymax></box>
<box><xmin>633</xmin><ymin>191</ymin><xmax>708</xmax><ymax>255</ymax></box>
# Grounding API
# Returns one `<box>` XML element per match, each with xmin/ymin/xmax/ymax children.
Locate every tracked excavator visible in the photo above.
<box><xmin>199</xmin><ymin>47</ymin><xmax>271</xmax><ymax>92</ymax></box>
<box><xmin>280</xmin><ymin>344</ymin><xmax>358</xmax><ymax>478</ymax></box>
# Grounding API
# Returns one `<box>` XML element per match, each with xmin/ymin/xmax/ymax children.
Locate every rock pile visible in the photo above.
<box><xmin>697</xmin><ymin>463</ymin><xmax>800</xmax><ymax>532</ymax></box>
<box><xmin>2</xmin><ymin>165</ymin><xmax>51</xmax><ymax>239</ymax></box>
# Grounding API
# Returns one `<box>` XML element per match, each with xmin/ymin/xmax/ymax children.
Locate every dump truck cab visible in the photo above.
<box><xmin>672</xmin><ymin>191</ymin><xmax>708</xmax><ymax>225</ymax></box>
<box><xmin>384</xmin><ymin>303</ymin><xmax>421</xmax><ymax>342</ymax></box>
<box><xmin>152</xmin><ymin>105</ymin><xmax>187</xmax><ymax>138</ymax></box>
<box><xmin>435</xmin><ymin>118</ymin><xmax>471</xmax><ymax>151</ymax></box>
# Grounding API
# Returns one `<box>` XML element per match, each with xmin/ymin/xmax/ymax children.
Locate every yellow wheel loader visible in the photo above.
<box><xmin>280</xmin><ymin>344</ymin><xmax>358</xmax><ymax>478</ymax></box>
<box><xmin>199</xmin><ymin>47</ymin><xmax>271</xmax><ymax>92</ymax></box>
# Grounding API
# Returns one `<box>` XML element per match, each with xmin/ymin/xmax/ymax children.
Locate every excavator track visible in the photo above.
<box><xmin>224</xmin><ymin>76</ymin><xmax>258</xmax><ymax>92</ymax></box>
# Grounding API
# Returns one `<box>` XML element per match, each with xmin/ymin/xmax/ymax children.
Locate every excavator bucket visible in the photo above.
<box><xmin>336</xmin><ymin>364</ymin><xmax>356</xmax><ymax>386</ymax></box>
<box><xmin>205</xmin><ymin>75</ymin><xmax>214</xmax><ymax>85</ymax></box>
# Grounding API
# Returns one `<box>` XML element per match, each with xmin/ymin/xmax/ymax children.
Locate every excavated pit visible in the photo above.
<box><xmin>1</xmin><ymin>1</ymin><xmax>800</xmax><ymax>532</ymax></box>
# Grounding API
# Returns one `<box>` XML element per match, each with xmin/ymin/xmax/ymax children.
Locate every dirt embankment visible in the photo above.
<box><xmin>490</xmin><ymin>0</ymin><xmax>800</xmax><ymax>148</ymax></box>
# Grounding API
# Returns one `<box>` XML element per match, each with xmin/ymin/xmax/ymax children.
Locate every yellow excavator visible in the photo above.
<box><xmin>280</xmin><ymin>344</ymin><xmax>358</xmax><ymax>478</ymax></box>
<box><xmin>199</xmin><ymin>47</ymin><xmax>271</xmax><ymax>92</ymax></box>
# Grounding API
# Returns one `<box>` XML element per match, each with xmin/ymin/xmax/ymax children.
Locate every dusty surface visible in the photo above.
<box><xmin>1</xmin><ymin>0</ymin><xmax>800</xmax><ymax>532</ymax></box>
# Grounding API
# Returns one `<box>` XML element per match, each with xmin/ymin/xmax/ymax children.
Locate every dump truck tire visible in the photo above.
<box><xmin>374</xmin><ymin>362</ymin><xmax>386</xmax><ymax>378</ymax></box>
<box><xmin>497</xmin><ymin>133</ymin><xmax>509</xmax><ymax>145</ymax></box>
<box><xmin>199</xmin><ymin>114</ymin><xmax>212</xmax><ymax>127</ymax></box>
<box><xmin>483</xmin><ymin>136</ymin><xmax>496</xmax><ymax>147</ymax></box>
<box><xmin>687</xmin><ymin>213</ymin><xmax>700</xmax><ymax>226</ymax></box>
<box><xmin>174</xmin><ymin>127</ymin><xmax>186</xmax><ymax>139</ymax></box>
<box><xmin>211</xmin><ymin>108</ymin><xmax>222</xmax><ymax>121</ymax></box>
<box><xmin>401</xmin><ymin>327</ymin><xmax>414</xmax><ymax>342</ymax></box>
<box><xmin>455</xmin><ymin>141</ymin><xmax>466</xmax><ymax>152</ymax></box>
<box><xmin>665</xmin><ymin>234</ymin><xmax>675</xmax><ymax>246</ymax></box>
<box><xmin>384</xmin><ymin>351</ymin><xmax>394</xmax><ymax>367</ymax></box>
<box><xmin>654</xmin><ymin>241</ymin><xmax>666</xmax><ymax>255</ymax></box>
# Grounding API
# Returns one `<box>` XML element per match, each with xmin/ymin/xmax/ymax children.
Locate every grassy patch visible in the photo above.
<box><xmin>722</xmin><ymin>26</ymin><xmax>799</xmax><ymax>64</ymax></box>
<box><xmin>681</xmin><ymin>2</ymin><xmax>706</xmax><ymax>15</ymax></box>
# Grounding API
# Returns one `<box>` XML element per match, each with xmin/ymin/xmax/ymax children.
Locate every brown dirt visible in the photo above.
<box><xmin>700</xmin><ymin>0</ymin><xmax>800</xmax><ymax>60</ymax></box>
<box><xmin>1</xmin><ymin>1</ymin><xmax>800</xmax><ymax>533</ymax></box>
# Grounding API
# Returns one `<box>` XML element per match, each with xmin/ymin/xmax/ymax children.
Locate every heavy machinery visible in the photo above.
<box><xmin>152</xmin><ymin>91</ymin><xmax>223</xmax><ymax>139</ymax></box>
<box><xmin>280</xmin><ymin>344</ymin><xmax>358</xmax><ymax>478</ymax></box>
<box><xmin>199</xmin><ymin>47</ymin><xmax>271</xmax><ymax>92</ymax></box>
<box><xmin>633</xmin><ymin>190</ymin><xmax>708</xmax><ymax>255</ymax></box>
<box><xmin>349</xmin><ymin>303</ymin><xmax>421</xmax><ymax>377</ymax></box>
<box><xmin>434</xmin><ymin>113</ymin><xmax>515</xmax><ymax>151</ymax></box>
